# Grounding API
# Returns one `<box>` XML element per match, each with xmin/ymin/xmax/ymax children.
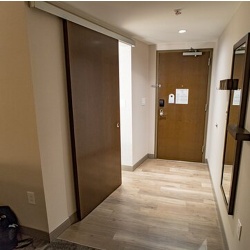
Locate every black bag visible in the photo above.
<box><xmin>0</xmin><ymin>206</ymin><xmax>19</xmax><ymax>250</ymax></box>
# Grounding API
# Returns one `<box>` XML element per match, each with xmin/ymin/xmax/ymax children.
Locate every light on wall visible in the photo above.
<box><xmin>178</xmin><ymin>29</ymin><xmax>187</xmax><ymax>34</ymax></box>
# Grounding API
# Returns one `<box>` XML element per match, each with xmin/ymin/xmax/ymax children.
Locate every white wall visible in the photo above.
<box><xmin>120</xmin><ymin>40</ymin><xmax>151</xmax><ymax>167</ymax></box>
<box><xmin>119</xmin><ymin>42</ymin><xmax>133</xmax><ymax>167</ymax></box>
<box><xmin>26</xmin><ymin>6</ymin><xmax>76</xmax><ymax>233</ymax></box>
<box><xmin>132</xmin><ymin>40</ymin><xmax>150</xmax><ymax>164</ymax></box>
<box><xmin>205</xmin><ymin>2</ymin><xmax>250</xmax><ymax>250</ymax></box>
<box><xmin>156</xmin><ymin>41</ymin><xmax>216</xmax><ymax>51</ymax></box>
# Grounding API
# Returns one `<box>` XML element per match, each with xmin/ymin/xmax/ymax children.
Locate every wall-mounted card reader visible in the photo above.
<box><xmin>159</xmin><ymin>99</ymin><xmax>165</xmax><ymax>107</ymax></box>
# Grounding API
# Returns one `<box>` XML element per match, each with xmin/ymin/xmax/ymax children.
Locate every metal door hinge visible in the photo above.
<box><xmin>151</xmin><ymin>84</ymin><xmax>162</xmax><ymax>88</ymax></box>
<box><xmin>205</xmin><ymin>103</ymin><xmax>208</xmax><ymax>112</ymax></box>
<box><xmin>208</xmin><ymin>58</ymin><xmax>211</xmax><ymax>66</ymax></box>
<box><xmin>202</xmin><ymin>145</ymin><xmax>205</xmax><ymax>153</ymax></box>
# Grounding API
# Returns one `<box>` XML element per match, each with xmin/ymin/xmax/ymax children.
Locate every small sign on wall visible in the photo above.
<box><xmin>176</xmin><ymin>89</ymin><xmax>189</xmax><ymax>104</ymax></box>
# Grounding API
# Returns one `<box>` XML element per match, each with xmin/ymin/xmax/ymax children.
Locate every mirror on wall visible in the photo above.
<box><xmin>221</xmin><ymin>33</ymin><xmax>250</xmax><ymax>215</ymax></box>
<box><xmin>222</xmin><ymin>132</ymin><xmax>237</xmax><ymax>202</ymax></box>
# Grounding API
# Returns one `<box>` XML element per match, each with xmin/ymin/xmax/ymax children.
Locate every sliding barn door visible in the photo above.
<box><xmin>64</xmin><ymin>21</ymin><xmax>121</xmax><ymax>219</ymax></box>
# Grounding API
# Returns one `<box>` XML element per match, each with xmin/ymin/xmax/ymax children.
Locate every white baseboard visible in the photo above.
<box><xmin>122</xmin><ymin>154</ymin><xmax>155</xmax><ymax>172</ymax></box>
<box><xmin>206</xmin><ymin>158</ymin><xmax>229</xmax><ymax>250</ymax></box>
<box><xmin>49</xmin><ymin>212</ymin><xmax>77</xmax><ymax>241</ymax></box>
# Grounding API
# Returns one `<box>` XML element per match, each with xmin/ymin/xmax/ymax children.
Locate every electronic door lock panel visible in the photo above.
<box><xmin>159</xmin><ymin>99</ymin><xmax>165</xmax><ymax>107</ymax></box>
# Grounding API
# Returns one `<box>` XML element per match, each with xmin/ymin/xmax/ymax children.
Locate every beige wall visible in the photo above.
<box><xmin>206</xmin><ymin>2</ymin><xmax>250</xmax><ymax>249</ymax></box>
<box><xmin>132</xmin><ymin>40</ymin><xmax>150</xmax><ymax>164</ymax></box>
<box><xmin>26</xmin><ymin>6</ymin><xmax>76</xmax><ymax>233</ymax></box>
<box><xmin>0</xmin><ymin>1</ymin><xmax>151</xmax><ymax>235</ymax></box>
<box><xmin>0</xmin><ymin>1</ymin><xmax>76</xmax><ymax>234</ymax></box>
<box><xmin>5</xmin><ymin>3</ymin><xmax>250</xmax><ymax>247</ymax></box>
<box><xmin>0</xmin><ymin>2</ymin><xmax>48</xmax><ymax>232</ymax></box>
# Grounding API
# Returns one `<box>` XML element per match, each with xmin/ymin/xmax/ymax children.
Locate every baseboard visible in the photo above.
<box><xmin>20</xmin><ymin>226</ymin><xmax>50</xmax><ymax>242</ymax></box>
<box><xmin>49</xmin><ymin>212</ymin><xmax>78</xmax><ymax>241</ymax></box>
<box><xmin>206</xmin><ymin>158</ymin><xmax>229</xmax><ymax>250</ymax></box>
<box><xmin>122</xmin><ymin>154</ymin><xmax>152</xmax><ymax>172</ymax></box>
<box><xmin>121</xmin><ymin>165</ymin><xmax>134</xmax><ymax>171</ymax></box>
<box><xmin>148</xmin><ymin>153</ymin><xmax>155</xmax><ymax>159</ymax></box>
<box><xmin>20</xmin><ymin>212</ymin><xmax>78</xmax><ymax>242</ymax></box>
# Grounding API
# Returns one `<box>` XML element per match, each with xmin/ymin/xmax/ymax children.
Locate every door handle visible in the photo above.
<box><xmin>159</xmin><ymin>109</ymin><xmax>166</xmax><ymax>118</ymax></box>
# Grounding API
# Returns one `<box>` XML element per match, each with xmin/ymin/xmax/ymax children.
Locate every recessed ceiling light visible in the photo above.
<box><xmin>179</xmin><ymin>29</ymin><xmax>187</xmax><ymax>34</ymax></box>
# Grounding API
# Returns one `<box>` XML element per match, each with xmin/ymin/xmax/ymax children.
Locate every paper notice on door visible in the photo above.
<box><xmin>168</xmin><ymin>93</ymin><xmax>175</xmax><ymax>104</ymax></box>
<box><xmin>176</xmin><ymin>89</ymin><xmax>189</xmax><ymax>104</ymax></box>
<box><xmin>232</xmin><ymin>89</ymin><xmax>241</xmax><ymax>105</ymax></box>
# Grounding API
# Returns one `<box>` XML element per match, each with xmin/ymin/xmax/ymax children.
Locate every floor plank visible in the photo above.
<box><xmin>59</xmin><ymin>159</ymin><xmax>225</xmax><ymax>250</ymax></box>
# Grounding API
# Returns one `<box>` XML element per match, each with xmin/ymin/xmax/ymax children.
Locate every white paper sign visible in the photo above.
<box><xmin>168</xmin><ymin>93</ymin><xmax>175</xmax><ymax>104</ymax></box>
<box><xmin>232</xmin><ymin>90</ymin><xmax>241</xmax><ymax>106</ymax></box>
<box><xmin>176</xmin><ymin>89</ymin><xmax>189</xmax><ymax>104</ymax></box>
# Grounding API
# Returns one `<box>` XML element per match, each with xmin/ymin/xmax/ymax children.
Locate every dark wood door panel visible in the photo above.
<box><xmin>157</xmin><ymin>51</ymin><xmax>210</xmax><ymax>162</ymax></box>
<box><xmin>64</xmin><ymin>21</ymin><xmax>121</xmax><ymax>219</ymax></box>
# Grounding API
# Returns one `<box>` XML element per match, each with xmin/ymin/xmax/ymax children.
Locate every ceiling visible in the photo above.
<box><xmin>63</xmin><ymin>1</ymin><xmax>241</xmax><ymax>45</ymax></box>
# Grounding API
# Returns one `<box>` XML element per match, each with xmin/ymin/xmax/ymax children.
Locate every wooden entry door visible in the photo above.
<box><xmin>157</xmin><ymin>50</ymin><xmax>211</xmax><ymax>162</ymax></box>
<box><xmin>64</xmin><ymin>21</ymin><xmax>121</xmax><ymax>219</ymax></box>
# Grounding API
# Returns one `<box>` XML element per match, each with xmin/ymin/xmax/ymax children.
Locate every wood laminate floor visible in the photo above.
<box><xmin>59</xmin><ymin>159</ymin><xmax>225</xmax><ymax>250</ymax></box>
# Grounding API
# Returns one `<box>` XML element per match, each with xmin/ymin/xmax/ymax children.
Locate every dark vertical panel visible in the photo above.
<box><xmin>64</xmin><ymin>21</ymin><xmax>121</xmax><ymax>219</ymax></box>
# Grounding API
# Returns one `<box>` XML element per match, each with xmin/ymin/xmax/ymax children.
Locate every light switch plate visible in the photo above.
<box><xmin>141</xmin><ymin>97</ymin><xmax>146</xmax><ymax>106</ymax></box>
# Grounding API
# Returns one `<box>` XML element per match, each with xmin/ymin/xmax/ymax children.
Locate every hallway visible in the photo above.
<box><xmin>59</xmin><ymin>159</ymin><xmax>225</xmax><ymax>250</ymax></box>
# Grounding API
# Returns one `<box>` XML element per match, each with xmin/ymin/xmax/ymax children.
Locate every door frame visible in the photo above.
<box><xmin>154</xmin><ymin>49</ymin><xmax>213</xmax><ymax>163</ymax></box>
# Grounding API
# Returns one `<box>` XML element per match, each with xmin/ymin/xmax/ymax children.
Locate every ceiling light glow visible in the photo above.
<box><xmin>179</xmin><ymin>29</ymin><xmax>187</xmax><ymax>34</ymax></box>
